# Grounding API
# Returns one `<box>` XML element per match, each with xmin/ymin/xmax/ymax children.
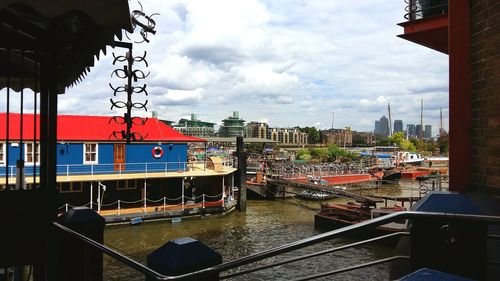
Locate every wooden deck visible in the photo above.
<box><xmin>97</xmin><ymin>200</ymin><xmax>224</xmax><ymax>217</ymax></box>
<box><xmin>60</xmin><ymin>199</ymin><xmax>238</xmax><ymax>223</ymax></box>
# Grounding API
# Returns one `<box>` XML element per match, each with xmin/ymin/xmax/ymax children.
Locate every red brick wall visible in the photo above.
<box><xmin>470</xmin><ymin>0</ymin><xmax>500</xmax><ymax>193</ymax></box>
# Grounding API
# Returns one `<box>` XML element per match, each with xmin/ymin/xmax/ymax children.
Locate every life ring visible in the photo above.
<box><xmin>152</xmin><ymin>146</ymin><xmax>164</xmax><ymax>159</ymax></box>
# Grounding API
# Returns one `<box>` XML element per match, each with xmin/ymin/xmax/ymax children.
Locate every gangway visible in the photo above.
<box><xmin>267</xmin><ymin>178</ymin><xmax>382</xmax><ymax>205</ymax></box>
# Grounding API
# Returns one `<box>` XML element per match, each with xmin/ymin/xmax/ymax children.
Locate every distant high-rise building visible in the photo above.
<box><xmin>407</xmin><ymin>124</ymin><xmax>416</xmax><ymax>138</ymax></box>
<box><xmin>374</xmin><ymin>120</ymin><xmax>381</xmax><ymax>135</ymax></box>
<box><xmin>416</xmin><ymin>124</ymin><xmax>423</xmax><ymax>139</ymax></box>
<box><xmin>379</xmin><ymin>116</ymin><xmax>390</xmax><ymax>137</ymax></box>
<box><xmin>394</xmin><ymin>120</ymin><xmax>403</xmax><ymax>134</ymax></box>
<box><xmin>424</xmin><ymin>125</ymin><xmax>432</xmax><ymax>139</ymax></box>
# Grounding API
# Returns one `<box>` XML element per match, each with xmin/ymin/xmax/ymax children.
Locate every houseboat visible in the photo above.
<box><xmin>0</xmin><ymin>113</ymin><xmax>238</xmax><ymax>223</ymax></box>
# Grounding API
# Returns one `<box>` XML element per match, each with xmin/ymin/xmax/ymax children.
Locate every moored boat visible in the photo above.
<box><xmin>382</xmin><ymin>169</ymin><xmax>402</xmax><ymax>182</ymax></box>
<box><xmin>393</xmin><ymin>151</ymin><xmax>424</xmax><ymax>166</ymax></box>
<box><xmin>315</xmin><ymin>202</ymin><xmax>407</xmax><ymax>234</ymax></box>
<box><xmin>298</xmin><ymin>190</ymin><xmax>335</xmax><ymax>201</ymax></box>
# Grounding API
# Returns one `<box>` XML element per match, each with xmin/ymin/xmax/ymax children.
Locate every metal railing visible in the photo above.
<box><xmin>52</xmin><ymin>211</ymin><xmax>500</xmax><ymax>280</ymax></box>
<box><xmin>57</xmin><ymin>192</ymin><xmax>236</xmax><ymax>216</ymax></box>
<box><xmin>1</xmin><ymin>157</ymin><xmax>238</xmax><ymax>180</ymax></box>
<box><xmin>404</xmin><ymin>0</ymin><xmax>448</xmax><ymax>21</ymax></box>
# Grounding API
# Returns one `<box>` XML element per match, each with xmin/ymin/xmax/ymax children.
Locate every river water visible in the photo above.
<box><xmin>103</xmin><ymin>180</ymin><xmax>439</xmax><ymax>280</ymax></box>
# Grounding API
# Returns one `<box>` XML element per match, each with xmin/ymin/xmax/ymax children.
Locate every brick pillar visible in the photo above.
<box><xmin>470</xmin><ymin>0</ymin><xmax>500</xmax><ymax>194</ymax></box>
<box><xmin>448</xmin><ymin>0</ymin><xmax>472</xmax><ymax>192</ymax></box>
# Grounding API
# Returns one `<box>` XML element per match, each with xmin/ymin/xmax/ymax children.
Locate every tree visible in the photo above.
<box><xmin>296</xmin><ymin>149</ymin><xmax>311</xmax><ymax>161</ymax></box>
<box><xmin>310</xmin><ymin>147</ymin><xmax>328</xmax><ymax>161</ymax></box>
<box><xmin>326</xmin><ymin>144</ymin><xmax>356</xmax><ymax>162</ymax></box>
<box><xmin>388</xmin><ymin>132</ymin><xmax>416</xmax><ymax>151</ymax></box>
<box><xmin>299</xmin><ymin>127</ymin><xmax>320</xmax><ymax>144</ymax></box>
<box><xmin>375</xmin><ymin>137</ymin><xmax>390</xmax><ymax>146</ymax></box>
<box><xmin>438</xmin><ymin>137</ymin><xmax>449</xmax><ymax>155</ymax></box>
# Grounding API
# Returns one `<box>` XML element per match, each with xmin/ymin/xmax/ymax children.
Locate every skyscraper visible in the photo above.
<box><xmin>374</xmin><ymin>120</ymin><xmax>381</xmax><ymax>135</ymax></box>
<box><xmin>407</xmin><ymin>124</ymin><xmax>416</xmax><ymax>138</ymax></box>
<box><xmin>379</xmin><ymin>116</ymin><xmax>390</xmax><ymax>137</ymax></box>
<box><xmin>394</xmin><ymin>120</ymin><xmax>403</xmax><ymax>134</ymax></box>
<box><xmin>416</xmin><ymin>124</ymin><xmax>423</xmax><ymax>139</ymax></box>
<box><xmin>424</xmin><ymin>125</ymin><xmax>432</xmax><ymax>139</ymax></box>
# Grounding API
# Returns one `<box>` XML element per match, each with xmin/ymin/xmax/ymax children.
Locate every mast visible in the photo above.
<box><xmin>331</xmin><ymin>112</ymin><xmax>334</xmax><ymax>130</ymax></box>
<box><xmin>440</xmin><ymin>107</ymin><xmax>443</xmax><ymax>136</ymax></box>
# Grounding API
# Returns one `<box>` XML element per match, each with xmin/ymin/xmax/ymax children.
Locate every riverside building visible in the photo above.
<box><xmin>219</xmin><ymin>111</ymin><xmax>246</xmax><ymax>137</ymax></box>
<box><xmin>173</xmin><ymin>113</ymin><xmax>216</xmax><ymax>138</ymax></box>
<box><xmin>0</xmin><ymin>113</ymin><xmax>238</xmax><ymax>223</ymax></box>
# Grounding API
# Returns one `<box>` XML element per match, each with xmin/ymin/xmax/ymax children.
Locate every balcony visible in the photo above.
<box><xmin>398</xmin><ymin>0</ymin><xmax>449</xmax><ymax>54</ymax></box>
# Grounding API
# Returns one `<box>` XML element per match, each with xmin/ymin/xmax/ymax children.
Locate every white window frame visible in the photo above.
<box><xmin>25</xmin><ymin>143</ymin><xmax>40</xmax><ymax>165</ymax></box>
<box><xmin>83</xmin><ymin>143</ymin><xmax>98</xmax><ymax>164</ymax></box>
<box><xmin>0</xmin><ymin>143</ymin><xmax>5</xmax><ymax>166</ymax></box>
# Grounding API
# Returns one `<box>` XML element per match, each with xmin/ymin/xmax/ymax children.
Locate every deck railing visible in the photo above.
<box><xmin>51</xmin><ymin>211</ymin><xmax>500</xmax><ymax>280</ymax></box>
<box><xmin>404</xmin><ymin>0</ymin><xmax>448</xmax><ymax>21</ymax></box>
<box><xmin>58</xmin><ymin>192</ymin><xmax>237</xmax><ymax>218</ymax></box>
<box><xmin>1</xmin><ymin>157</ymin><xmax>237</xmax><ymax>182</ymax></box>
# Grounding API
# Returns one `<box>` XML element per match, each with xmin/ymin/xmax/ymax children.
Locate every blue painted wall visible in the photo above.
<box><xmin>57</xmin><ymin>143</ymin><xmax>83</xmax><ymax>164</ymax></box>
<box><xmin>1</xmin><ymin>142</ymin><xmax>189</xmax><ymax>177</ymax></box>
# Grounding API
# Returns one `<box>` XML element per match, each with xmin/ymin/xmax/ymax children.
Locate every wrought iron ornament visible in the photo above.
<box><xmin>110</xmin><ymin>2</ymin><xmax>158</xmax><ymax>143</ymax></box>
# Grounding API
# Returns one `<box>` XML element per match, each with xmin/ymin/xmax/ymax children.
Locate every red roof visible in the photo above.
<box><xmin>0</xmin><ymin>113</ymin><xmax>206</xmax><ymax>142</ymax></box>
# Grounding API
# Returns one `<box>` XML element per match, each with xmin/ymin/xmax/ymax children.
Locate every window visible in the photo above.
<box><xmin>25</xmin><ymin>143</ymin><xmax>40</xmax><ymax>164</ymax></box>
<box><xmin>58</xmin><ymin>182</ymin><xmax>83</xmax><ymax>193</ymax></box>
<box><xmin>116</xmin><ymin>179</ymin><xmax>137</xmax><ymax>190</ymax></box>
<box><xmin>0</xmin><ymin>143</ymin><xmax>5</xmax><ymax>165</ymax></box>
<box><xmin>84</xmin><ymin>143</ymin><xmax>98</xmax><ymax>164</ymax></box>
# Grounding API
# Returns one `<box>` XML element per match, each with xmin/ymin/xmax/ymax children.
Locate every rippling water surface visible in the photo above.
<box><xmin>103</xmin><ymin>181</ymin><xmax>431</xmax><ymax>280</ymax></box>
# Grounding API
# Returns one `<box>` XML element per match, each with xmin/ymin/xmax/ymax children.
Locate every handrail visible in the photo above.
<box><xmin>53</xmin><ymin>222</ymin><xmax>166</xmax><ymax>280</ymax></box>
<box><xmin>1</xmin><ymin>157</ymin><xmax>237</xmax><ymax>179</ymax></box>
<box><xmin>59</xmin><ymin>192</ymin><xmax>230</xmax><ymax>216</ymax></box>
<box><xmin>52</xmin><ymin>211</ymin><xmax>500</xmax><ymax>280</ymax></box>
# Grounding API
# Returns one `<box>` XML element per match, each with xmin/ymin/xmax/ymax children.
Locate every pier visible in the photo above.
<box><xmin>246</xmin><ymin>177</ymin><xmax>383</xmax><ymax>205</ymax></box>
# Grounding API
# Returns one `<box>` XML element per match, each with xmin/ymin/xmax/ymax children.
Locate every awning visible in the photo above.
<box><xmin>0</xmin><ymin>0</ymin><xmax>133</xmax><ymax>93</ymax></box>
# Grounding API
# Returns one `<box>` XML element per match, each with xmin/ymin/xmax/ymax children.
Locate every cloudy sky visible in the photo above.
<box><xmin>6</xmin><ymin>0</ymin><xmax>450</xmax><ymax>135</ymax></box>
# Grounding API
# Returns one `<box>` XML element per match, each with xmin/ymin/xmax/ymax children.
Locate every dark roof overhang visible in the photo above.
<box><xmin>0</xmin><ymin>0</ymin><xmax>132</xmax><ymax>93</ymax></box>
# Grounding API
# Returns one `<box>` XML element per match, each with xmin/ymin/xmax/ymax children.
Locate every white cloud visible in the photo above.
<box><xmin>155</xmin><ymin>88</ymin><xmax>204</xmax><ymax>106</ymax></box>
<box><xmin>51</xmin><ymin>0</ymin><xmax>449</xmax><ymax>135</ymax></box>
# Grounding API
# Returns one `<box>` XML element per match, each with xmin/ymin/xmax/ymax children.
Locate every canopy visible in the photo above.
<box><xmin>0</xmin><ymin>0</ymin><xmax>133</xmax><ymax>92</ymax></box>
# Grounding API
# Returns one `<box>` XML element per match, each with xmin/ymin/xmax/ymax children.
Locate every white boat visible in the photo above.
<box><xmin>393</xmin><ymin>151</ymin><xmax>424</xmax><ymax>165</ymax></box>
<box><xmin>423</xmin><ymin>156</ymin><xmax>449</xmax><ymax>167</ymax></box>
<box><xmin>298</xmin><ymin>190</ymin><xmax>335</xmax><ymax>201</ymax></box>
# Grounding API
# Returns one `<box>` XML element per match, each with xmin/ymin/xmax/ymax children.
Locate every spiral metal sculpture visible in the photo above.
<box><xmin>109</xmin><ymin>2</ymin><xmax>158</xmax><ymax>143</ymax></box>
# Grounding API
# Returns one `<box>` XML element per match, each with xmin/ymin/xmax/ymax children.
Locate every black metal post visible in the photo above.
<box><xmin>57</xmin><ymin>208</ymin><xmax>105</xmax><ymax>281</ymax></box>
<box><xmin>236</xmin><ymin>136</ymin><xmax>246</xmax><ymax>211</ymax></box>
<box><xmin>36</xmin><ymin>53</ymin><xmax>59</xmax><ymax>281</ymax></box>
<box><xmin>147</xmin><ymin>237</ymin><xmax>222</xmax><ymax>281</ymax></box>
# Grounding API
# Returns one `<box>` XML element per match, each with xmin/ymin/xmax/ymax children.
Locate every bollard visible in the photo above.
<box><xmin>57</xmin><ymin>207</ymin><xmax>105</xmax><ymax>281</ymax></box>
<box><xmin>147</xmin><ymin>237</ymin><xmax>222</xmax><ymax>281</ymax></box>
<box><xmin>410</xmin><ymin>192</ymin><xmax>487</xmax><ymax>280</ymax></box>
